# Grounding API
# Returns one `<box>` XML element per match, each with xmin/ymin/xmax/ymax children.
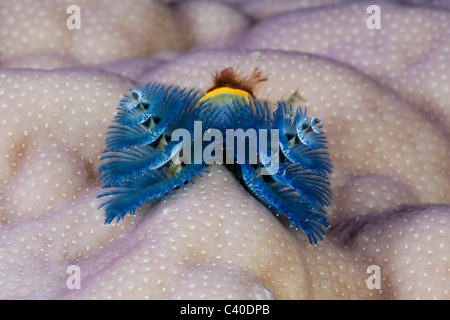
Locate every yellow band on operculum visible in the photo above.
<box><xmin>199</xmin><ymin>86</ymin><xmax>251</xmax><ymax>103</ymax></box>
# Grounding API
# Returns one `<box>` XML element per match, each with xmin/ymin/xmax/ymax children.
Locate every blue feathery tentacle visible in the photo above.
<box><xmin>269</xmin><ymin>162</ymin><xmax>332</xmax><ymax>209</ymax></box>
<box><xmin>98</xmin><ymin>140</ymin><xmax>184</xmax><ymax>185</ymax></box>
<box><xmin>118</xmin><ymin>86</ymin><xmax>144</xmax><ymax>110</ymax></box>
<box><xmin>295</xmin><ymin>108</ymin><xmax>328</xmax><ymax>150</ymax></box>
<box><xmin>98</xmin><ymin>84</ymin><xmax>213</xmax><ymax>224</ymax></box>
<box><xmin>100</xmin><ymin>88</ymin><xmax>211</xmax><ymax>185</ymax></box>
<box><xmin>280</xmin><ymin>142</ymin><xmax>332</xmax><ymax>177</ymax></box>
<box><xmin>98</xmin><ymin>164</ymin><xmax>208</xmax><ymax>224</ymax></box>
<box><xmin>115</xmin><ymin>83</ymin><xmax>168</xmax><ymax>125</ymax></box>
<box><xmin>165</xmin><ymin>89</ymin><xmax>212</xmax><ymax>136</ymax></box>
<box><xmin>273</xmin><ymin>101</ymin><xmax>332</xmax><ymax>176</ymax></box>
<box><xmin>115</xmin><ymin>108</ymin><xmax>148</xmax><ymax>126</ymax></box>
<box><xmin>105</xmin><ymin>85</ymin><xmax>186</xmax><ymax>151</ymax></box>
<box><xmin>230</xmin><ymin>97</ymin><xmax>272</xmax><ymax>131</ymax></box>
<box><xmin>203</xmin><ymin>102</ymin><xmax>237</xmax><ymax>132</ymax></box>
<box><xmin>240</xmin><ymin>164</ymin><xmax>329</xmax><ymax>244</ymax></box>
<box><xmin>232</xmin><ymin>98</ymin><xmax>332</xmax><ymax>244</ymax></box>
<box><xmin>104</xmin><ymin>123</ymin><xmax>163</xmax><ymax>151</ymax></box>
<box><xmin>223</xmin><ymin>98</ymin><xmax>274</xmax><ymax>165</ymax></box>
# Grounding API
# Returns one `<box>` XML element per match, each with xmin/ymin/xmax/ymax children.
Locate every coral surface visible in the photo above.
<box><xmin>0</xmin><ymin>0</ymin><xmax>448</xmax><ymax>299</ymax></box>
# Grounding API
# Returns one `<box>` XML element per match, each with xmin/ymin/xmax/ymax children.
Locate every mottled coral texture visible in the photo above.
<box><xmin>0</xmin><ymin>0</ymin><xmax>448</xmax><ymax>300</ymax></box>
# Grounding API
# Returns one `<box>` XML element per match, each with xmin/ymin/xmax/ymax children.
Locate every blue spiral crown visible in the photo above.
<box><xmin>98</xmin><ymin>72</ymin><xmax>332</xmax><ymax>245</ymax></box>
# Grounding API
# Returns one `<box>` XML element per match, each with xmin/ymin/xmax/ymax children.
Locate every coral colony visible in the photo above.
<box><xmin>98</xmin><ymin>68</ymin><xmax>332</xmax><ymax>244</ymax></box>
